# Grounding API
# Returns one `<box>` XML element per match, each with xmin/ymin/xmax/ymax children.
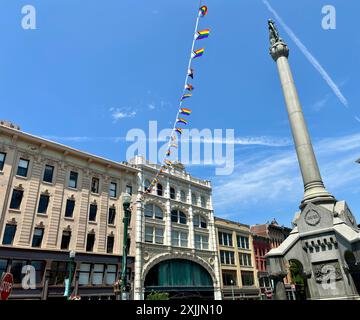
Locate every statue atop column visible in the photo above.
<box><xmin>268</xmin><ymin>19</ymin><xmax>283</xmax><ymax>46</ymax></box>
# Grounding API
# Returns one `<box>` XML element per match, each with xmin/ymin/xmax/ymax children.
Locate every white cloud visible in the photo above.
<box><xmin>110</xmin><ymin>107</ymin><xmax>137</xmax><ymax>121</ymax></box>
<box><xmin>148</xmin><ymin>103</ymin><xmax>156</xmax><ymax>110</ymax></box>
<box><xmin>212</xmin><ymin>133</ymin><xmax>360</xmax><ymax>212</ymax></box>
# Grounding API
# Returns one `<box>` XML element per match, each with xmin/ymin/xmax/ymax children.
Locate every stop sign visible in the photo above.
<box><xmin>0</xmin><ymin>273</ymin><xmax>14</xmax><ymax>300</ymax></box>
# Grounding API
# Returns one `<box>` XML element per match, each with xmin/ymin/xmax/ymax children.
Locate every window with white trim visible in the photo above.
<box><xmin>171</xmin><ymin>230</ymin><xmax>188</xmax><ymax>247</ymax></box>
<box><xmin>144</xmin><ymin>204</ymin><xmax>163</xmax><ymax>219</ymax></box>
<box><xmin>193</xmin><ymin>214</ymin><xmax>207</xmax><ymax>228</ymax></box>
<box><xmin>145</xmin><ymin>226</ymin><xmax>164</xmax><ymax>244</ymax></box>
<box><xmin>195</xmin><ymin>234</ymin><xmax>209</xmax><ymax>250</ymax></box>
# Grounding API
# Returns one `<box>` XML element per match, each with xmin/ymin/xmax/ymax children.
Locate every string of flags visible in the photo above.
<box><xmin>135</xmin><ymin>3</ymin><xmax>210</xmax><ymax>204</ymax></box>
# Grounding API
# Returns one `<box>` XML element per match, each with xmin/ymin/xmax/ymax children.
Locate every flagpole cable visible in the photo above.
<box><xmin>135</xmin><ymin>0</ymin><xmax>206</xmax><ymax>204</ymax></box>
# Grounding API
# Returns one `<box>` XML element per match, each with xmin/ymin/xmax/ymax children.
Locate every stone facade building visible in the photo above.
<box><xmin>214</xmin><ymin>217</ymin><xmax>260</xmax><ymax>299</ymax></box>
<box><xmin>0</xmin><ymin>122</ymin><xmax>139</xmax><ymax>299</ymax></box>
<box><xmin>130</xmin><ymin>156</ymin><xmax>222</xmax><ymax>300</ymax></box>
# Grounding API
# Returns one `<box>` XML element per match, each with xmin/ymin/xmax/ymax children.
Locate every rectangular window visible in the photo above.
<box><xmin>145</xmin><ymin>226</ymin><xmax>153</xmax><ymax>243</ymax></box>
<box><xmin>0</xmin><ymin>152</ymin><xmax>6</xmax><ymax>171</ymax></box>
<box><xmin>195</xmin><ymin>234</ymin><xmax>209</xmax><ymax>250</ymax></box>
<box><xmin>86</xmin><ymin>234</ymin><xmax>95</xmax><ymax>252</ymax></box>
<box><xmin>237</xmin><ymin>235</ymin><xmax>250</xmax><ymax>249</ymax></box>
<box><xmin>10</xmin><ymin>260</ymin><xmax>27</xmax><ymax>283</ymax></box>
<box><xmin>49</xmin><ymin>261</ymin><xmax>68</xmax><ymax>285</ymax></box>
<box><xmin>65</xmin><ymin>199</ymin><xmax>75</xmax><ymax>218</ymax></box>
<box><xmin>222</xmin><ymin>270</ymin><xmax>237</xmax><ymax>286</ymax></box>
<box><xmin>68</xmin><ymin>171</ymin><xmax>78</xmax><ymax>189</ymax></box>
<box><xmin>37</xmin><ymin>194</ymin><xmax>50</xmax><ymax>214</ymax></box>
<box><xmin>17</xmin><ymin>158</ymin><xmax>29</xmax><ymax>177</ymax></box>
<box><xmin>239</xmin><ymin>253</ymin><xmax>252</xmax><ymax>266</ymax></box>
<box><xmin>172</xmin><ymin>230</ymin><xmax>188</xmax><ymax>247</ymax></box>
<box><xmin>126</xmin><ymin>185</ymin><xmax>133</xmax><ymax>195</ymax></box>
<box><xmin>109</xmin><ymin>182</ymin><xmax>117</xmax><ymax>198</ymax></box>
<box><xmin>31</xmin><ymin>260</ymin><xmax>45</xmax><ymax>284</ymax></box>
<box><xmin>88</xmin><ymin>204</ymin><xmax>97</xmax><ymax>222</ymax></box>
<box><xmin>2</xmin><ymin>224</ymin><xmax>16</xmax><ymax>245</ymax></box>
<box><xmin>32</xmin><ymin>228</ymin><xmax>44</xmax><ymax>247</ymax></box>
<box><xmin>9</xmin><ymin>189</ymin><xmax>23</xmax><ymax>210</ymax></box>
<box><xmin>43</xmin><ymin>165</ymin><xmax>54</xmax><ymax>183</ymax></box>
<box><xmin>170</xmin><ymin>187</ymin><xmax>176</xmax><ymax>200</ymax></box>
<box><xmin>241</xmin><ymin>271</ymin><xmax>254</xmax><ymax>286</ymax></box>
<box><xmin>60</xmin><ymin>231</ymin><xmax>71</xmax><ymax>250</ymax></box>
<box><xmin>218</xmin><ymin>232</ymin><xmax>233</xmax><ymax>247</ymax></box>
<box><xmin>108</xmin><ymin>207</ymin><xmax>116</xmax><ymax>225</ymax></box>
<box><xmin>0</xmin><ymin>259</ymin><xmax>8</xmax><ymax>278</ymax></box>
<box><xmin>107</xmin><ymin>236</ymin><xmax>114</xmax><ymax>253</ymax></box>
<box><xmin>105</xmin><ymin>265</ymin><xmax>117</xmax><ymax>285</ymax></box>
<box><xmin>92</xmin><ymin>264</ymin><xmax>104</xmax><ymax>285</ymax></box>
<box><xmin>79</xmin><ymin>263</ymin><xmax>91</xmax><ymax>285</ymax></box>
<box><xmin>201</xmin><ymin>196</ymin><xmax>206</xmax><ymax>208</ymax></box>
<box><xmin>91</xmin><ymin>177</ymin><xmax>99</xmax><ymax>194</ymax></box>
<box><xmin>220</xmin><ymin>250</ymin><xmax>235</xmax><ymax>265</ymax></box>
<box><xmin>155</xmin><ymin>228</ymin><xmax>164</xmax><ymax>244</ymax></box>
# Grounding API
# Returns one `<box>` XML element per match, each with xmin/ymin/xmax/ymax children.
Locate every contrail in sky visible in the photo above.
<box><xmin>262</xmin><ymin>0</ymin><xmax>349</xmax><ymax>108</ymax></box>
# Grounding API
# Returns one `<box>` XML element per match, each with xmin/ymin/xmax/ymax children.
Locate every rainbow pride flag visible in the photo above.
<box><xmin>180</xmin><ymin>108</ymin><xmax>192</xmax><ymax>115</ymax></box>
<box><xmin>196</xmin><ymin>29</ymin><xmax>210</xmax><ymax>40</ymax></box>
<box><xmin>199</xmin><ymin>5</ymin><xmax>208</xmax><ymax>17</ymax></box>
<box><xmin>177</xmin><ymin>118</ymin><xmax>188</xmax><ymax>125</ymax></box>
<box><xmin>192</xmin><ymin>48</ymin><xmax>205</xmax><ymax>59</ymax></box>
<box><xmin>181</xmin><ymin>93</ymin><xmax>192</xmax><ymax>100</ymax></box>
<box><xmin>175</xmin><ymin>127</ymin><xmax>183</xmax><ymax>134</ymax></box>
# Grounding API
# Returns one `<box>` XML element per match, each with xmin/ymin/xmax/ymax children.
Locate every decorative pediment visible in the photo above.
<box><xmin>297</xmin><ymin>202</ymin><xmax>333</xmax><ymax>233</ymax></box>
<box><xmin>7</xmin><ymin>218</ymin><xmax>17</xmax><ymax>225</ymax></box>
<box><xmin>14</xmin><ymin>184</ymin><xmax>24</xmax><ymax>191</ymax></box>
<box><xmin>36</xmin><ymin>221</ymin><xmax>45</xmax><ymax>228</ymax></box>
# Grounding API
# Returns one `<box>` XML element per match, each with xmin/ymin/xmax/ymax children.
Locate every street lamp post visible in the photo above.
<box><xmin>65</xmin><ymin>250</ymin><xmax>76</xmax><ymax>300</ymax></box>
<box><xmin>230</xmin><ymin>279</ymin><xmax>235</xmax><ymax>300</ymax></box>
<box><xmin>120</xmin><ymin>193</ymin><xmax>132</xmax><ymax>300</ymax></box>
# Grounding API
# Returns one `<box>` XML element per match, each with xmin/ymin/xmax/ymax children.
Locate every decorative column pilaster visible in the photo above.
<box><xmin>188</xmin><ymin>206</ymin><xmax>194</xmax><ymax>249</ymax></box>
<box><xmin>134</xmin><ymin>190</ymin><xmax>144</xmax><ymax>300</ymax></box>
<box><xmin>165</xmin><ymin>199</ymin><xmax>172</xmax><ymax>246</ymax></box>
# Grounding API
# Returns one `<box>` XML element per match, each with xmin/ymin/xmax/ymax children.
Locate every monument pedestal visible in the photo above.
<box><xmin>268</xmin><ymin>200</ymin><xmax>360</xmax><ymax>300</ymax></box>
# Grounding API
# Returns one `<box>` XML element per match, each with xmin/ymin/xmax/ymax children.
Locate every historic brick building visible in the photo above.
<box><xmin>251</xmin><ymin>219</ymin><xmax>295</xmax><ymax>300</ymax></box>
<box><xmin>252</xmin><ymin>234</ymin><xmax>272</xmax><ymax>299</ymax></box>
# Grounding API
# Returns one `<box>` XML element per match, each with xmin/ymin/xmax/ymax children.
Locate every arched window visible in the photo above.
<box><xmin>171</xmin><ymin>209</ymin><xmax>187</xmax><ymax>224</ymax></box>
<box><xmin>144</xmin><ymin>179</ymin><xmax>151</xmax><ymax>192</ymax></box>
<box><xmin>170</xmin><ymin>187</ymin><xmax>176</xmax><ymax>200</ymax></box>
<box><xmin>144</xmin><ymin>204</ymin><xmax>163</xmax><ymax>219</ymax></box>
<box><xmin>193</xmin><ymin>214</ymin><xmax>207</xmax><ymax>228</ymax></box>
<box><xmin>157</xmin><ymin>183</ymin><xmax>163</xmax><ymax>196</ymax></box>
<box><xmin>180</xmin><ymin>190</ymin><xmax>186</xmax><ymax>202</ymax></box>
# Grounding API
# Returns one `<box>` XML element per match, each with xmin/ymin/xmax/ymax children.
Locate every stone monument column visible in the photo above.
<box><xmin>266</xmin><ymin>19</ymin><xmax>360</xmax><ymax>300</ymax></box>
<box><xmin>268</xmin><ymin>20</ymin><xmax>334</xmax><ymax>206</ymax></box>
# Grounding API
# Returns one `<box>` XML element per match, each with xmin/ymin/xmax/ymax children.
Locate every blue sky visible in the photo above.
<box><xmin>1</xmin><ymin>0</ymin><xmax>360</xmax><ymax>227</ymax></box>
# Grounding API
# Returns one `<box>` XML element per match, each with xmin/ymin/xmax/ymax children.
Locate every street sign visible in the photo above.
<box><xmin>0</xmin><ymin>273</ymin><xmax>14</xmax><ymax>300</ymax></box>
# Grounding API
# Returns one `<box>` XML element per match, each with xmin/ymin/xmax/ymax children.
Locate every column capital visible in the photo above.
<box><xmin>270</xmin><ymin>41</ymin><xmax>289</xmax><ymax>61</ymax></box>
